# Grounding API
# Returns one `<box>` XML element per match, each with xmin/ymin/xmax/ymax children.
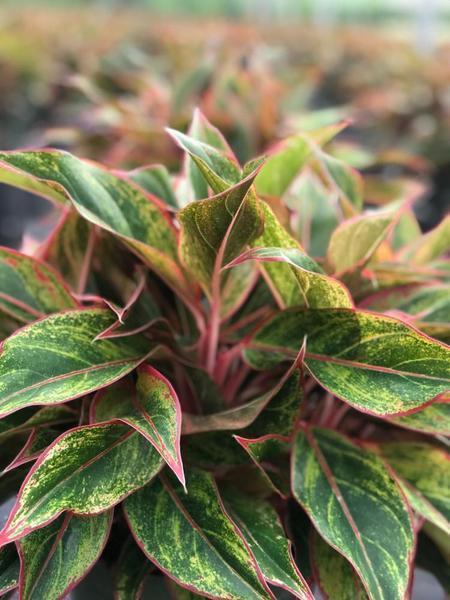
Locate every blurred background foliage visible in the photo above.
<box><xmin>0</xmin><ymin>0</ymin><xmax>449</xmax><ymax>248</ymax></box>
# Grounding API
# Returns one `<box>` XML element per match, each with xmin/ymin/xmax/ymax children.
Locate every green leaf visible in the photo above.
<box><xmin>311</xmin><ymin>532</ymin><xmax>368</xmax><ymax>600</ymax></box>
<box><xmin>0</xmin><ymin>405</ymin><xmax>76</xmax><ymax>442</ymax></box>
<box><xmin>92</xmin><ymin>364</ymin><xmax>185</xmax><ymax>486</ymax></box>
<box><xmin>178</xmin><ymin>169</ymin><xmax>263</xmax><ymax>294</ymax></box>
<box><xmin>39</xmin><ymin>209</ymin><xmax>94</xmax><ymax>293</ymax></box>
<box><xmin>292</xmin><ymin>427</ymin><xmax>414</xmax><ymax>600</ymax></box>
<box><xmin>222</xmin><ymin>488</ymin><xmax>313</xmax><ymax>599</ymax></box>
<box><xmin>124</xmin><ymin>469</ymin><xmax>273</xmax><ymax>600</ymax></box>
<box><xmin>380</xmin><ymin>442</ymin><xmax>450</xmax><ymax>535</ymax></box>
<box><xmin>390</xmin><ymin>402</ymin><xmax>450</xmax><ymax>435</ymax></box>
<box><xmin>18</xmin><ymin>510</ymin><xmax>112</xmax><ymax>600</ymax></box>
<box><xmin>0</xmin><ymin>308</ymin><xmax>149</xmax><ymax>417</ymax></box>
<box><xmin>114</xmin><ymin>538</ymin><xmax>151</xmax><ymax>600</ymax></box>
<box><xmin>246</xmin><ymin>308</ymin><xmax>450</xmax><ymax>416</ymax></box>
<box><xmin>315</xmin><ymin>149</ymin><xmax>363</xmax><ymax>211</ymax></box>
<box><xmin>326</xmin><ymin>207</ymin><xmax>398</xmax><ymax>275</ymax></box>
<box><xmin>399</xmin><ymin>215</ymin><xmax>450</xmax><ymax>265</ymax></box>
<box><xmin>2</xmin><ymin>427</ymin><xmax>60</xmax><ymax>474</ymax></box>
<box><xmin>0</xmin><ymin>246</ymin><xmax>76</xmax><ymax>323</ymax></box>
<box><xmin>0</xmin><ymin>150</ymin><xmax>192</xmax><ymax>299</ymax></box>
<box><xmin>0</xmin><ymin>422</ymin><xmax>163</xmax><ymax>543</ymax></box>
<box><xmin>0</xmin><ymin>544</ymin><xmax>19</xmax><ymax>595</ymax></box>
<box><xmin>127</xmin><ymin>164</ymin><xmax>178</xmax><ymax>208</ymax></box>
<box><xmin>226</xmin><ymin>246</ymin><xmax>353</xmax><ymax>309</ymax></box>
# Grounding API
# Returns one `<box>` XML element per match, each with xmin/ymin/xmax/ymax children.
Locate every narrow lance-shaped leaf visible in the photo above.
<box><xmin>0</xmin><ymin>422</ymin><xmax>163</xmax><ymax>544</ymax></box>
<box><xmin>18</xmin><ymin>510</ymin><xmax>112</xmax><ymax>600</ymax></box>
<box><xmin>311</xmin><ymin>531</ymin><xmax>368</xmax><ymax>600</ymax></box>
<box><xmin>0</xmin><ymin>246</ymin><xmax>77</xmax><ymax>323</ymax></box>
<box><xmin>115</xmin><ymin>537</ymin><xmax>152</xmax><ymax>600</ymax></box>
<box><xmin>2</xmin><ymin>427</ymin><xmax>60</xmax><ymax>474</ymax></box>
<box><xmin>0</xmin><ymin>308</ymin><xmax>150</xmax><ymax>417</ymax></box>
<box><xmin>246</xmin><ymin>307</ymin><xmax>450</xmax><ymax>416</ymax></box>
<box><xmin>178</xmin><ymin>168</ymin><xmax>263</xmax><ymax>295</ymax></box>
<box><xmin>292</xmin><ymin>427</ymin><xmax>414</xmax><ymax>600</ymax></box>
<box><xmin>380</xmin><ymin>442</ymin><xmax>450</xmax><ymax>535</ymax></box>
<box><xmin>124</xmin><ymin>469</ymin><xmax>274</xmax><ymax>600</ymax></box>
<box><xmin>0</xmin><ymin>150</ymin><xmax>193</xmax><ymax>300</ymax></box>
<box><xmin>0</xmin><ymin>544</ymin><xmax>19</xmax><ymax>596</ymax></box>
<box><xmin>92</xmin><ymin>364</ymin><xmax>185</xmax><ymax>486</ymax></box>
<box><xmin>226</xmin><ymin>246</ymin><xmax>353</xmax><ymax>309</ymax></box>
<box><xmin>222</xmin><ymin>487</ymin><xmax>313</xmax><ymax>599</ymax></box>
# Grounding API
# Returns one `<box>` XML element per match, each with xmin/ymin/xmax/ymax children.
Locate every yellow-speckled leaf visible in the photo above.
<box><xmin>92</xmin><ymin>364</ymin><xmax>184</xmax><ymax>486</ymax></box>
<box><xmin>0</xmin><ymin>309</ymin><xmax>149</xmax><ymax>417</ymax></box>
<box><xmin>0</xmin><ymin>421</ymin><xmax>163</xmax><ymax>544</ymax></box>
<box><xmin>292</xmin><ymin>427</ymin><xmax>414</xmax><ymax>600</ymax></box>
<box><xmin>0</xmin><ymin>246</ymin><xmax>76</xmax><ymax>323</ymax></box>
<box><xmin>380</xmin><ymin>442</ymin><xmax>450</xmax><ymax>535</ymax></box>
<box><xmin>0</xmin><ymin>150</ymin><xmax>192</xmax><ymax>300</ymax></box>
<box><xmin>390</xmin><ymin>403</ymin><xmax>450</xmax><ymax>435</ymax></box>
<box><xmin>246</xmin><ymin>308</ymin><xmax>450</xmax><ymax>416</ymax></box>
<box><xmin>124</xmin><ymin>469</ymin><xmax>273</xmax><ymax>599</ymax></box>
<box><xmin>18</xmin><ymin>510</ymin><xmax>112</xmax><ymax>600</ymax></box>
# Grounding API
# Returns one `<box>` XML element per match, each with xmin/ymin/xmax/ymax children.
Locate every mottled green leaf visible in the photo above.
<box><xmin>316</xmin><ymin>150</ymin><xmax>363</xmax><ymax>211</ymax></box>
<box><xmin>179</xmin><ymin>168</ymin><xmax>263</xmax><ymax>294</ymax></box>
<box><xmin>292</xmin><ymin>427</ymin><xmax>414</xmax><ymax>600</ymax></box>
<box><xmin>0</xmin><ymin>405</ymin><xmax>76</xmax><ymax>442</ymax></box>
<box><xmin>222</xmin><ymin>487</ymin><xmax>312</xmax><ymax>599</ymax></box>
<box><xmin>115</xmin><ymin>537</ymin><xmax>151</xmax><ymax>600</ymax></box>
<box><xmin>127</xmin><ymin>164</ymin><xmax>178</xmax><ymax>208</ymax></box>
<box><xmin>0</xmin><ymin>544</ymin><xmax>19</xmax><ymax>595</ymax></box>
<box><xmin>0</xmin><ymin>422</ymin><xmax>163</xmax><ymax>543</ymax></box>
<box><xmin>380</xmin><ymin>442</ymin><xmax>450</xmax><ymax>534</ymax></box>
<box><xmin>226</xmin><ymin>246</ymin><xmax>352</xmax><ymax>309</ymax></box>
<box><xmin>326</xmin><ymin>207</ymin><xmax>397</xmax><ymax>275</ymax></box>
<box><xmin>0</xmin><ymin>309</ymin><xmax>149</xmax><ymax>417</ymax></box>
<box><xmin>92</xmin><ymin>364</ymin><xmax>184</xmax><ymax>486</ymax></box>
<box><xmin>18</xmin><ymin>510</ymin><xmax>112</xmax><ymax>600</ymax></box>
<box><xmin>124</xmin><ymin>469</ymin><xmax>273</xmax><ymax>599</ymax></box>
<box><xmin>390</xmin><ymin>402</ymin><xmax>450</xmax><ymax>435</ymax></box>
<box><xmin>0</xmin><ymin>150</ymin><xmax>192</xmax><ymax>299</ymax></box>
<box><xmin>311</xmin><ymin>532</ymin><xmax>368</xmax><ymax>600</ymax></box>
<box><xmin>246</xmin><ymin>308</ymin><xmax>450</xmax><ymax>416</ymax></box>
<box><xmin>2</xmin><ymin>427</ymin><xmax>60</xmax><ymax>474</ymax></box>
<box><xmin>0</xmin><ymin>246</ymin><xmax>76</xmax><ymax>323</ymax></box>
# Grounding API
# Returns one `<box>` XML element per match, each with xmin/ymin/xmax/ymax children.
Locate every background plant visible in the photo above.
<box><xmin>0</xmin><ymin>108</ymin><xmax>448</xmax><ymax>599</ymax></box>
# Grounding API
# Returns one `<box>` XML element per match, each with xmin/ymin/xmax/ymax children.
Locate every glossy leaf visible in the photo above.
<box><xmin>223</xmin><ymin>488</ymin><xmax>312</xmax><ymax>599</ymax></box>
<box><xmin>246</xmin><ymin>307</ymin><xmax>450</xmax><ymax>416</ymax></box>
<box><xmin>92</xmin><ymin>364</ymin><xmax>185</xmax><ymax>486</ymax></box>
<box><xmin>226</xmin><ymin>246</ymin><xmax>353</xmax><ymax>308</ymax></box>
<box><xmin>0</xmin><ymin>308</ymin><xmax>149</xmax><ymax>417</ymax></box>
<box><xmin>0</xmin><ymin>150</ymin><xmax>192</xmax><ymax>299</ymax></box>
<box><xmin>380</xmin><ymin>442</ymin><xmax>450</xmax><ymax>534</ymax></box>
<box><xmin>0</xmin><ymin>422</ymin><xmax>163</xmax><ymax>544</ymax></box>
<box><xmin>311</xmin><ymin>531</ymin><xmax>368</xmax><ymax>600</ymax></box>
<box><xmin>178</xmin><ymin>168</ymin><xmax>263</xmax><ymax>294</ymax></box>
<box><xmin>18</xmin><ymin>510</ymin><xmax>112</xmax><ymax>600</ymax></box>
<box><xmin>292</xmin><ymin>427</ymin><xmax>414</xmax><ymax>600</ymax></box>
<box><xmin>124</xmin><ymin>469</ymin><xmax>273</xmax><ymax>599</ymax></box>
<box><xmin>0</xmin><ymin>246</ymin><xmax>76</xmax><ymax>323</ymax></box>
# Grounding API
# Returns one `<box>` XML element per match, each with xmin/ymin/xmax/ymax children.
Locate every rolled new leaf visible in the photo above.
<box><xmin>0</xmin><ymin>309</ymin><xmax>149</xmax><ymax>417</ymax></box>
<box><xmin>246</xmin><ymin>308</ymin><xmax>450</xmax><ymax>416</ymax></box>
<box><xmin>292</xmin><ymin>427</ymin><xmax>414</xmax><ymax>600</ymax></box>
<box><xmin>0</xmin><ymin>422</ymin><xmax>163</xmax><ymax>544</ymax></box>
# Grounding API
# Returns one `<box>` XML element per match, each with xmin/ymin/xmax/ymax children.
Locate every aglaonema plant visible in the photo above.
<box><xmin>0</xmin><ymin>109</ymin><xmax>448</xmax><ymax>600</ymax></box>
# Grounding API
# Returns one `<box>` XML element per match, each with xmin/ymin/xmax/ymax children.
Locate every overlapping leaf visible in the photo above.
<box><xmin>18</xmin><ymin>510</ymin><xmax>112</xmax><ymax>600</ymax></box>
<box><xmin>0</xmin><ymin>422</ymin><xmax>163</xmax><ymax>544</ymax></box>
<box><xmin>292</xmin><ymin>427</ymin><xmax>414</xmax><ymax>600</ymax></box>
<box><xmin>92</xmin><ymin>364</ymin><xmax>184</xmax><ymax>485</ymax></box>
<box><xmin>114</xmin><ymin>538</ymin><xmax>152</xmax><ymax>600</ymax></box>
<box><xmin>0</xmin><ymin>309</ymin><xmax>149</xmax><ymax>417</ymax></box>
<box><xmin>0</xmin><ymin>544</ymin><xmax>19</xmax><ymax>596</ymax></box>
<box><xmin>124</xmin><ymin>469</ymin><xmax>273</xmax><ymax>599</ymax></box>
<box><xmin>246</xmin><ymin>307</ymin><xmax>450</xmax><ymax>416</ymax></box>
